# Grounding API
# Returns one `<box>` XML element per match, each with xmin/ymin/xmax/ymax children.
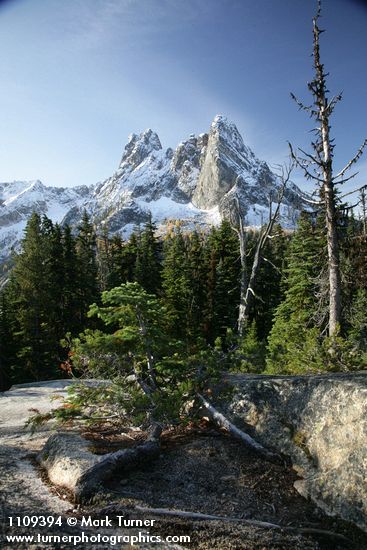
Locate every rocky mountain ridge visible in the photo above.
<box><xmin>0</xmin><ymin>115</ymin><xmax>307</xmax><ymax>263</ymax></box>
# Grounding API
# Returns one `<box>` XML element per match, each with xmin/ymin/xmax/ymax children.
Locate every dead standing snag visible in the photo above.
<box><xmin>289</xmin><ymin>0</ymin><xmax>367</xmax><ymax>336</ymax></box>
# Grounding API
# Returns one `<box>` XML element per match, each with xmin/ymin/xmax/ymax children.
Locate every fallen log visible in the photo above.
<box><xmin>134</xmin><ymin>505</ymin><xmax>350</xmax><ymax>543</ymax></box>
<box><xmin>74</xmin><ymin>423</ymin><xmax>162</xmax><ymax>503</ymax></box>
<box><xmin>135</xmin><ymin>505</ymin><xmax>279</xmax><ymax>528</ymax></box>
<box><xmin>197</xmin><ymin>393</ymin><xmax>279</xmax><ymax>462</ymax></box>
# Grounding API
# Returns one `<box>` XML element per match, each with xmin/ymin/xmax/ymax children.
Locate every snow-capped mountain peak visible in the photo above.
<box><xmin>119</xmin><ymin>128</ymin><xmax>162</xmax><ymax>171</ymax></box>
<box><xmin>0</xmin><ymin>180</ymin><xmax>91</xmax><ymax>262</ymax></box>
<box><xmin>0</xmin><ymin>115</ymin><xmax>307</xmax><ymax>265</ymax></box>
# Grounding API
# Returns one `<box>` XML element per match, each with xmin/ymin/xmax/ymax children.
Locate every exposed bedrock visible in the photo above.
<box><xmin>223</xmin><ymin>372</ymin><xmax>367</xmax><ymax>532</ymax></box>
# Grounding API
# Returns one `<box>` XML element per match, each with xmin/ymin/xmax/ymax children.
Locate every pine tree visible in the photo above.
<box><xmin>123</xmin><ymin>230</ymin><xmax>139</xmax><ymax>282</ymax></box>
<box><xmin>0</xmin><ymin>291</ymin><xmax>15</xmax><ymax>390</ymax></box>
<box><xmin>63</xmin><ymin>282</ymin><xmax>198</xmax><ymax>424</ymax></box>
<box><xmin>43</xmin><ymin>219</ymin><xmax>66</xmax><ymax>347</ymax></box>
<box><xmin>252</xmin><ymin>225</ymin><xmax>288</xmax><ymax>339</ymax></box>
<box><xmin>134</xmin><ymin>216</ymin><xmax>161</xmax><ymax>294</ymax></box>
<box><xmin>186</xmin><ymin>230</ymin><xmax>207</xmax><ymax>341</ymax></box>
<box><xmin>6</xmin><ymin>213</ymin><xmax>60</xmax><ymax>380</ymax></box>
<box><xmin>62</xmin><ymin>224</ymin><xmax>82</xmax><ymax>335</ymax></box>
<box><xmin>212</xmin><ymin>220</ymin><xmax>240</xmax><ymax>344</ymax></box>
<box><xmin>202</xmin><ymin>227</ymin><xmax>217</xmax><ymax>343</ymax></box>
<box><xmin>266</xmin><ymin>213</ymin><xmax>326</xmax><ymax>374</ymax></box>
<box><xmin>104</xmin><ymin>234</ymin><xmax>126</xmax><ymax>289</ymax></box>
<box><xmin>103</xmin><ymin>231</ymin><xmax>139</xmax><ymax>289</ymax></box>
<box><xmin>348</xmin><ymin>289</ymin><xmax>367</xmax><ymax>353</ymax></box>
<box><xmin>96</xmin><ymin>224</ymin><xmax>113</xmax><ymax>291</ymax></box>
<box><xmin>161</xmin><ymin>229</ymin><xmax>190</xmax><ymax>340</ymax></box>
<box><xmin>231</xmin><ymin>320</ymin><xmax>265</xmax><ymax>373</ymax></box>
<box><xmin>75</xmin><ymin>211</ymin><xmax>99</xmax><ymax>324</ymax></box>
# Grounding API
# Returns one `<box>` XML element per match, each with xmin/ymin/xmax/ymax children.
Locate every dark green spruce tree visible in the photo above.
<box><xmin>75</xmin><ymin>211</ymin><xmax>99</xmax><ymax>326</ymax></box>
<box><xmin>5</xmin><ymin>213</ymin><xmax>61</xmax><ymax>380</ymax></box>
<box><xmin>266</xmin><ymin>212</ymin><xmax>326</xmax><ymax>374</ymax></box>
<box><xmin>211</xmin><ymin>220</ymin><xmax>240</xmax><ymax>344</ymax></box>
<box><xmin>0</xmin><ymin>291</ymin><xmax>15</xmax><ymax>390</ymax></box>
<box><xmin>252</xmin><ymin>225</ymin><xmax>288</xmax><ymax>339</ymax></box>
<box><xmin>161</xmin><ymin>228</ymin><xmax>191</xmax><ymax>341</ymax></box>
<box><xmin>62</xmin><ymin>224</ymin><xmax>82</xmax><ymax>335</ymax></box>
<box><xmin>134</xmin><ymin>216</ymin><xmax>161</xmax><ymax>294</ymax></box>
<box><xmin>185</xmin><ymin>230</ymin><xmax>207</xmax><ymax>342</ymax></box>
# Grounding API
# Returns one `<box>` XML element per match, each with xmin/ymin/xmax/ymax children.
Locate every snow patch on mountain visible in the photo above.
<box><xmin>0</xmin><ymin>115</ymin><xmax>308</xmax><ymax>263</ymax></box>
<box><xmin>0</xmin><ymin>181</ymin><xmax>90</xmax><ymax>261</ymax></box>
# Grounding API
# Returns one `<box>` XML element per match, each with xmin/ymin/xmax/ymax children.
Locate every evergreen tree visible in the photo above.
<box><xmin>161</xmin><ymin>229</ymin><xmax>190</xmax><ymax>340</ymax></box>
<box><xmin>104</xmin><ymin>234</ymin><xmax>126</xmax><ymax>289</ymax></box>
<box><xmin>6</xmin><ymin>213</ymin><xmax>61</xmax><ymax>380</ymax></box>
<box><xmin>66</xmin><ymin>282</ymin><xmax>195</xmax><ymax>424</ymax></box>
<box><xmin>186</xmin><ymin>230</ymin><xmax>207</xmax><ymax>341</ymax></box>
<box><xmin>75</xmin><ymin>211</ymin><xmax>99</xmax><ymax>325</ymax></box>
<box><xmin>134</xmin><ymin>216</ymin><xmax>161</xmax><ymax>294</ymax></box>
<box><xmin>266</xmin><ymin>213</ymin><xmax>326</xmax><ymax>374</ymax></box>
<box><xmin>252</xmin><ymin>225</ymin><xmax>288</xmax><ymax>339</ymax></box>
<box><xmin>0</xmin><ymin>291</ymin><xmax>15</xmax><ymax>390</ymax></box>
<box><xmin>62</xmin><ymin>224</ymin><xmax>82</xmax><ymax>335</ymax></box>
<box><xmin>96</xmin><ymin>224</ymin><xmax>113</xmax><ymax>291</ymax></box>
<box><xmin>43</xmin><ymin>219</ymin><xmax>66</xmax><ymax>348</ymax></box>
<box><xmin>102</xmin><ymin>230</ymin><xmax>139</xmax><ymax>289</ymax></box>
<box><xmin>212</xmin><ymin>220</ymin><xmax>240</xmax><ymax>344</ymax></box>
<box><xmin>231</xmin><ymin>320</ymin><xmax>265</xmax><ymax>373</ymax></box>
<box><xmin>123</xmin><ymin>230</ymin><xmax>139</xmax><ymax>282</ymax></box>
<box><xmin>348</xmin><ymin>289</ymin><xmax>367</xmax><ymax>353</ymax></box>
<box><xmin>202</xmin><ymin>227</ymin><xmax>217</xmax><ymax>343</ymax></box>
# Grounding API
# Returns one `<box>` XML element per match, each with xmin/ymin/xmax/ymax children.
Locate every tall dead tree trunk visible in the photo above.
<box><xmin>289</xmin><ymin>0</ymin><xmax>367</xmax><ymax>337</ymax></box>
<box><xmin>135</xmin><ymin>304</ymin><xmax>158</xmax><ymax>390</ymax></box>
<box><xmin>232</xmin><ymin>164</ymin><xmax>292</xmax><ymax>338</ymax></box>
<box><xmin>313</xmin><ymin>14</ymin><xmax>341</xmax><ymax>337</ymax></box>
<box><xmin>231</xmin><ymin>195</ymin><xmax>248</xmax><ymax>338</ymax></box>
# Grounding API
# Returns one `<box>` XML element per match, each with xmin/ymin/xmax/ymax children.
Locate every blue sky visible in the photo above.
<box><xmin>0</xmin><ymin>0</ymin><xmax>366</xmax><ymax>194</ymax></box>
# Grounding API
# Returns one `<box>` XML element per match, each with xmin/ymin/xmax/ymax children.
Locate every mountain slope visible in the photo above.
<box><xmin>0</xmin><ymin>115</ymin><xmax>307</xmax><ymax>263</ymax></box>
<box><xmin>0</xmin><ymin>181</ymin><xmax>90</xmax><ymax>262</ymax></box>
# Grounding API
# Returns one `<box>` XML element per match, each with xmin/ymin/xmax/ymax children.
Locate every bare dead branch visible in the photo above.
<box><xmin>339</xmin><ymin>183</ymin><xmax>367</xmax><ymax>200</ymax></box>
<box><xmin>132</xmin><ymin>505</ymin><xmax>350</xmax><ymax>543</ymax></box>
<box><xmin>288</xmin><ymin>142</ymin><xmax>324</xmax><ymax>183</ymax></box>
<box><xmin>333</xmin><ymin>171</ymin><xmax>359</xmax><ymax>186</ymax></box>
<box><xmin>197</xmin><ymin>394</ymin><xmax>279</xmax><ymax>462</ymax></box>
<box><xmin>333</xmin><ymin>139</ymin><xmax>367</xmax><ymax>182</ymax></box>
<box><xmin>290</xmin><ymin>93</ymin><xmax>318</xmax><ymax>117</ymax></box>
<box><xmin>262</xmin><ymin>256</ymin><xmax>282</xmax><ymax>274</ymax></box>
<box><xmin>340</xmin><ymin>201</ymin><xmax>361</xmax><ymax>211</ymax></box>
<box><xmin>297</xmin><ymin>147</ymin><xmax>320</xmax><ymax>166</ymax></box>
<box><xmin>325</xmin><ymin>93</ymin><xmax>343</xmax><ymax>114</ymax></box>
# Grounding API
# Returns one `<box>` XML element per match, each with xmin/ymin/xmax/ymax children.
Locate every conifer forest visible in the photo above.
<box><xmin>1</xmin><ymin>2</ymin><xmax>367</xmax><ymax>548</ymax></box>
<box><xmin>1</xmin><ymin>207</ymin><xmax>367</xmax><ymax>393</ymax></box>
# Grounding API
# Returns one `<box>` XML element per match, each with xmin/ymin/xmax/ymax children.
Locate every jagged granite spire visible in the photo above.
<box><xmin>0</xmin><ymin>116</ymin><xmax>307</xmax><ymax>264</ymax></box>
<box><xmin>119</xmin><ymin>129</ymin><xmax>162</xmax><ymax>170</ymax></box>
<box><xmin>192</xmin><ymin>115</ymin><xmax>258</xmax><ymax>209</ymax></box>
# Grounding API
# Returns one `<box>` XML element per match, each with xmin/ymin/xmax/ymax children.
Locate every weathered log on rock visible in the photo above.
<box><xmin>38</xmin><ymin>432</ymin><xmax>101</xmax><ymax>492</ymax></box>
<box><xmin>74</xmin><ymin>423</ymin><xmax>162</xmax><ymax>503</ymax></box>
<box><xmin>197</xmin><ymin>393</ymin><xmax>279</xmax><ymax>462</ymax></box>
